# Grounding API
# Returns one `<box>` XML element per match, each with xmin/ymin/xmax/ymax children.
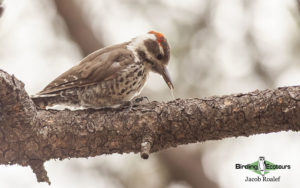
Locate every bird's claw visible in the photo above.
<box><xmin>133</xmin><ymin>96</ymin><xmax>149</xmax><ymax>105</ymax></box>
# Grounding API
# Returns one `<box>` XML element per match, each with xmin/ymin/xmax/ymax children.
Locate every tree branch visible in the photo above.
<box><xmin>0</xmin><ymin>69</ymin><xmax>300</xmax><ymax>184</ymax></box>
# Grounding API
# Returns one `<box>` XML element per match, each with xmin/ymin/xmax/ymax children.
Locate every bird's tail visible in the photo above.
<box><xmin>31</xmin><ymin>94</ymin><xmax>67</xmax><ymax>109</ymax></box>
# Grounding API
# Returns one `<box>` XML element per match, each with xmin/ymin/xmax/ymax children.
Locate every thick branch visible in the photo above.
<box><xmin>1</xmin><ymin>69</ymin><xmax>300</xmax><ymax>183</ymax></box>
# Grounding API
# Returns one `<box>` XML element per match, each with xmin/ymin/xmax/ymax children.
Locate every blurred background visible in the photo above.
<box><xmin>1</xmin><ymin>0</ymin><xmax>300</xmax><ymax>187</ymax></box>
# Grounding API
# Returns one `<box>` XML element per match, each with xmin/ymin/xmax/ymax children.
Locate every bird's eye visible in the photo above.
<box><xmin>157</xmin><ymin>54</ymin><xmax>163</xmax><ymax>60</ymax></box>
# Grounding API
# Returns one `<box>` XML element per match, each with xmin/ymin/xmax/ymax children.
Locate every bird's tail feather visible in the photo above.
<box><xmin>31</xmin><ymin>94</ymin><xmax>67</xmax><ymax>109</ymax></box>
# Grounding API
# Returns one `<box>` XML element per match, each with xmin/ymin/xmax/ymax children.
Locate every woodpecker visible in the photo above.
<box><xmin>32</xmin><ymin>31</ymin><xmax>174</xmax><ymax>109</ymax></box>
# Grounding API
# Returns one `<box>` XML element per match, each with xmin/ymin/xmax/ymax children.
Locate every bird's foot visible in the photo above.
<box><xmin>91</xmin><ymin>97</ymin><xmax>150</xmax><ymax>112</ymax></box>
<box><xmin>111</xmin><ymin>97</ymin><xmax>149</xmax><ymax>111</ymax></box>
<box><xmin>132</xmin><ymin>96</ymin><xmax>149</xmax><ymax>106</ymax></box>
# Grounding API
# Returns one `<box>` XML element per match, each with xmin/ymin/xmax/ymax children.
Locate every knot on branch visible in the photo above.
<box><xmin>0</xmin><ymin>70</ymin><xmax>36</xmax><ymax>125</ymax></box>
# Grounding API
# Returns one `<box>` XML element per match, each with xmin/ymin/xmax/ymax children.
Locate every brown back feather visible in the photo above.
<box><xmin>38</xmin><ymin>42</ymin><xmax>134</xmax><ymax>94</ymax></box>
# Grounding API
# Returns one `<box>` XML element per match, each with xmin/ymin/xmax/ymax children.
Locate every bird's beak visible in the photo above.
<box><xmin>158</xmin><ymin>65</ymin><xmax>174</xmax><ymax>90</ymax></box>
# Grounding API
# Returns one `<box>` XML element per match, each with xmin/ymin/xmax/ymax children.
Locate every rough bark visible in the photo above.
<box><xmin>1</xmin><ymin>69</ymin><xmax>300</xmax><ymax>184</ymax></box>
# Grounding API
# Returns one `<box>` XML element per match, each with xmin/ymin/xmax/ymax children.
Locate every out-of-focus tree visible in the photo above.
<box><xmin>54</xmin><ymin>0</ymin><xmax>104</xmax><ymax>56</ymax></box>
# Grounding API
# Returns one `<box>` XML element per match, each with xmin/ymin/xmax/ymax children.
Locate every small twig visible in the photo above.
<box><xmin>29</xmin><ymin>160</ymin><xmax>50</xmax><ymax>185</ymax></box>
<box><xmin>140</xmin><ymin>135</ymin><xmax>153</xmax><ymax>159</ymax></box>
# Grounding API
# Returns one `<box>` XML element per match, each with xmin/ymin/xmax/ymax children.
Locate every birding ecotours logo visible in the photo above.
<box><xmin>248</xmin><ymin>156</ymin><xmax>277</xmax><ymax>176</ymax></box>
<box><xmin>235</xmin><ymin>156</ymin><xmax>291</xmax><ymax>182</ymax></box>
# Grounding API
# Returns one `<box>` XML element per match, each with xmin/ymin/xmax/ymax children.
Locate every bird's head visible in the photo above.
<box><xmin>128</xmin><ymin>31</ymin><xmax>174</xmax><ymax>89</ymax></box>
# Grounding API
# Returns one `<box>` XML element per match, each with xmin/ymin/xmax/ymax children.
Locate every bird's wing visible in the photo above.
<box><xmin>38</xmin><ymin>43</ymin><xmax>134</xmax><ymax>95</ymax></box>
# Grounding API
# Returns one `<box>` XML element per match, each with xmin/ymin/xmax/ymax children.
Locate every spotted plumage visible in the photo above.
<box><xmin>32</xmin><ymin>31</ymin><xmax>173</xmax><ymax>108</ymax></box>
